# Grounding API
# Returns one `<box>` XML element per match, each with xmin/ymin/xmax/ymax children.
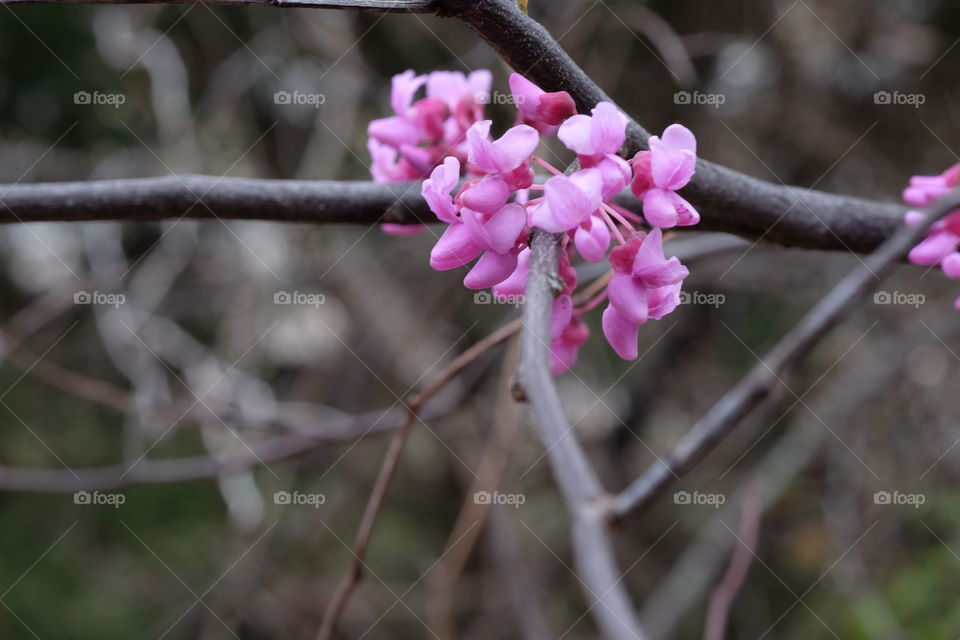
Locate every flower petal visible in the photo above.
<box><xmin>589</xmin><ymin>102</ymin><xmax>628</xmax><ymax>156</ymax></box>
<box><xmin>551</xmin><ymin>294</ymin><xmax>573</xmax><ymax>341</ymax></box>
<box><xmin>602</xmin><ymin>305</ymin><xmax>639</xmax><ymax>360</ymax></box>
<box><xmin>492</xmin><ymin>125</ymin><xmax>539</xmax><ymax>172</ymax></box>
<box><xmin>483</xmin><ymin>203</ymin><xmax>527</xmax><ymax>253</ymax></box>
<box><xmin>368</xmin><ymin>116</ymin><xmax>422</xmax><ymax>148</ymax></box>
<box><xmin>648</xmin><ymin>283</ymin><xmax>682</xmax><ymax>320</ymax></box>
<box><xmin>642</xmin><ymin>188</ymin><xmax>679</xmax><ymax>228</ymax></box>
<box><xmin>660</xmin><ymin>124</ymin><xmax>696</xmax><ymax>154</ymax></box>
<box><xmin>908</xmin><ymin>231</ymin><xmax>958</xmax><ymax>266</ymax></box>
<box><xmin>429</xmin><ymin>222</ymin><xmax>484</xmax><ymax>270</ymax></box>
<box><xmin>464</xmin><ymin>250</ymin><xmax>519</xmax><ymax>289</ymax></box>
<box><xmin>381</xmin><ymin>223</ymin><xmax>425</xmax><ymax>236</ymax></box>
<box><xmin>459</xmin><ymin>176</ymin><xmax>510</xmax><ymax>214</ymax></box>
<box><xmin>650</xmin><ymin>136</ymin><xmax>696</xmax><ymax>190</ymax></box>
<box><xmin>607</xmin><ymin>273</ymin><xmax>649</xmax><ymax>325</ymax></box>
<box><xmin>492</xmin><ymin>247</ymin><xmax>530</xmax><ymax>298</ymax></box>
<box><xmin>574</xmin><ymin>217</ymin><xmax>610</xmax><ymax>262</ymax></box>
<box><xmin>557</xmin><ymin>114</ymin><xmax>594</xmax><ymax>155</ymax></box>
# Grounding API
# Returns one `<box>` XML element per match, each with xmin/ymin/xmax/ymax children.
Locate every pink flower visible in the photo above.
<box><xmin>370</xmin><ymin>69</ymin><xmax>493</xmax><ymax>236</ymax></box>
<box><xmin>602</xmin><ymin>228</ymin><xmax>688</xmax><ymax>360</ymax></box>
<box><xmin>466</xmin><ymin>120</ymin><xmax>539</xmax><ymax>189</ymax></box>
<box><xmin>558</xmin><ymin>102</ymin><xmax>632</xmax><ymax>198</ymax></box>
<box><xmin>903</xmin><ymin>164</ymin><xmax>960</xmax><ymax>207</ymax></box>
<box><xmin>529</xmin><ymin>169</ymin><xmax>603</xmax><ymax>233</ymax></box>
<box><xmin>903</xmin><ymin>166</ymin><xmax>960</xmax><ymax>310</ymax></box>
<box><xmin>551</xmin><ymin>316</ymin><xmax>589</xmax><ymax>374</ymax></box>
<box><xmin>631</xmin><ymin>124</ymin><xmax>700</xmax><ymax>228</ymax></box>
<box><xmin>508</xmin><ymin>73</ymin><xmax>577</xmax><ymax>131</ymax></box>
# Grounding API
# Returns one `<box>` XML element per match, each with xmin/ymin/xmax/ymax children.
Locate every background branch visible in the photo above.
<box><xmin>611</xmin><ymin>189</ymin><xmax>960</xmax><ymax>522</ymax></box>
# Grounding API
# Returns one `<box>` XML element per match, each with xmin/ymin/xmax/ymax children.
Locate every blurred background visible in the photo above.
<box><xmin>0</xmin><ymin>0</ymin><xmax>959</xmax><ymax>638</ymax></box>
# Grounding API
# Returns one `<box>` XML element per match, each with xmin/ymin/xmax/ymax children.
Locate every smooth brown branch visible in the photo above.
<box><xmin>514</xmin><ymin>229</ymin><xmax>647</xmax><ymax>640</ymax></box>
<box><xmin>316</xmin><ymin>319</ymin><xmax>521</xmax><ymax>640</ymax></box>
<box><xmin>611</xmin><ymin>189</ymin><xmax>960</xmax><ymax>522</ymax></box>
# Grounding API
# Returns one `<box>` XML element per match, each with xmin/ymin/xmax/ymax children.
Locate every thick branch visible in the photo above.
<box><xmin>442</xmin><ymin>0</ymin><xmax>903</xmax><ymax>253</ymax></box>
<box><xmin>3</xmin><ymin>0</ymin><xmax>437</xmax><ymax>11</ymax></box>
<box><xmin>611</xmin><ymin>189</ymin><xmax>960</xmax><ymax>522</ymax></box>
<box><xmin>0</xmin><ymin>176</ymin><xmax>902</xmax><ymax>252</ymax></box>
<box><xmin>515</xmin><ymin>229</ymin><xmax>647</xmax><ymax>640</ymax></box>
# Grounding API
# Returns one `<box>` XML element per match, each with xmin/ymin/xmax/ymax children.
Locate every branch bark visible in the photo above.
<box><xmin>3</xmin><ymin>0</ymin><xmax>437</xmax><ymax>11</ymax></box>
<box><xmin>0</xmin><ymin>176</ymin><xmax>903</xmax><ymax>253</ymax></box>
<box><xmin>514</xmin><ymin>229</ymin><xmax>647</xmax><ymax>640</ymax></box>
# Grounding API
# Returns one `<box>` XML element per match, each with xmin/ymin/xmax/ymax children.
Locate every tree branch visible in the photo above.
<box><xmin>611</xmin><ymin>189</ymin><xmax>960</xmax><ymax>522</ymax></box>
<box><xmin>2</xmin><ymin>0</ymin><xmax>437</xmax><ymax>12</ymax></box>
<box><xmin>0</xmin><ymin>176</ymin><xmax>903</xmax><ymax>253</ymax></box>
<box><xmin>442</xmin><ymin>0</ymin><xmax>904</xmax><ymax>253</ymax></box>
<box><xmin>514</xmin><ymin>229</ymin><xmax>647</xmax><ymax>640</ymax></box>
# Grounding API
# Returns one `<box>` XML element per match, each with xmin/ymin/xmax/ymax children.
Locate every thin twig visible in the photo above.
<box><xmin>611</xmin><ymin>189</ymin><xmax>960</xmax><ymax>522</ymax></box>
<box><xmin>426</xmin><ymin>335</ymin><xmax>522</xmax><ymax>639</ymax></box>
<box><xmin>316</xmin><ymin>319</ymin><xmax>521</xmax><ymax>640</ymax></box>
<box><xmin>703</xmin><ymin>483</ymin><xmax>761</xmax><ymax>640</ymax></box>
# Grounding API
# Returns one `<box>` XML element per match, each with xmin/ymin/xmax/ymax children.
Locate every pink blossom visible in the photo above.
<box><xmin>631</xmin><ymin>124</ymin><xmax>700</xmax><ymax>228</ymax></box>
<box><xmin>466</xmin><ymin>120</ymin><xmax>539</xmax><ymax>189</ymax></box>
<box><xmin>529</xmin><ymin>169</ymin><xmax>603</xmax><ymax>233</ymax></box>
<box><xmin>370</xmin><ymin>69</ymin><xmax>492</xmax><ymax>236</ymax></box>
<box><xmin>558</xmin><ymin>102</ymin><xmax>632</xmax><ymax>198</ymax></box>
<box><xmin>551</xmin><ymin>316</ymin><xmax>589</xmax><ymax>374</ymax></box>
<box><xmin>903</xmin><ymin>164</ymin><xmax>960</xmax><ymax>207</ymax></box>
<box><xmin>903</xmin><ymin>165</ymin><xmax>960</xmax><ymax>309</ymax></box>
<box><xmin>602</xmin><ymin>228</ymin><xmax>688</xmax><ymax>360</ymax></box>
<box><xmin>508</xmin><ymin>73</ymin><xmax>577</xmax><ymax>132</ymax></box>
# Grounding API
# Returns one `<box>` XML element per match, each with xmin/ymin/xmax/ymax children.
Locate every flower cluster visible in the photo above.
<box><xmin>904</xmin><ymin>163</ymin><xmax>960</xmax><ymax>309</ymax></box>
<box><xmin>368</xmin><ymin>69</ymin><xmax>700</xmax><ymax>373</ymax></box>
<box><xmin>367</xmin><ymin>69</ymin><xmax>492</xmax><ymax>236</ymax></box>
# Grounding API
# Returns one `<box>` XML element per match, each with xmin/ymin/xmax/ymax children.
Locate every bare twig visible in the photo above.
<box><xmin>427</xmin><ymin>335</ymin><xmax>522</xmax><ymax>639</ymax></box>
<box><xmin>316</xmin><ymin>319</ymin><xmax>521</xmax><ymax>640</ymax></box>
<box><xmin>611</xmin><ymin>189</ymin><xmax>960</xmax><ymax>522</ymax></box>
<box><xmin>703</xmin><ymin>484</ymin><xmax>761</xmax><ymax>640</ymax></box>
<box><xmin>514</xmin><ymin>229</ymin><xmax>647</xmax><ymax>640</ymax></box>
<box><xmin>0</xmin><ymin>395</ymin><xmax>463</xmax><ymax>492</ymax></box>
